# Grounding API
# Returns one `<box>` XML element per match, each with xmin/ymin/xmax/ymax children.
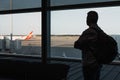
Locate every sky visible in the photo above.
<box><xmin>0</xmin><ymin>6</ymin><xmax>120</xmax><ymax>35</ymax></box>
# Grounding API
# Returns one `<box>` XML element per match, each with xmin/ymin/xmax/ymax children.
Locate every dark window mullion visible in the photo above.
<box><xmin>41</xmin><ymin>0</ymin><xmax>51</xmax><ymax>64</ymax></box>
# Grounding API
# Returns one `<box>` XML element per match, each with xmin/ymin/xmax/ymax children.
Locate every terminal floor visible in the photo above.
<box><xmin>52</xmin><ymin>60</ymin><xmax>120</xmax><ymax>80</ymax></box>
<box><xmin>0</xmin><ymin>57</ymin><xmax>120</xmax><ymax>80</ymax></box>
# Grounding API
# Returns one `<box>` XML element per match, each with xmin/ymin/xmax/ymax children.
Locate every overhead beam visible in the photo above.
<box><xmin>0</xmin><ymin>1</ymin><xmax>120</xmax><ymax>14</ymax></box>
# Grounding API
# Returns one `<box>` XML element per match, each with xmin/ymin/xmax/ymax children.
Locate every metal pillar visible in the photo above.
<box><xmin>41</xmin><ymin>0</ymin><xmax>51</xmax><ymax>64</ymax></box>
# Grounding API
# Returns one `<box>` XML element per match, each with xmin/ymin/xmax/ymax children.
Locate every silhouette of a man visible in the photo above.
<box><xmin>74</xmin><ymin>11</ymin><xmax>102</xmax><ymax>80</ymax></box>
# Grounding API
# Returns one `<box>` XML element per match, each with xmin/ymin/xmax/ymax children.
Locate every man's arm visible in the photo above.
<box><xmin>74</xmin><ymin>28</ymin><xmax>97</xmax><ymax>50</ymax></box>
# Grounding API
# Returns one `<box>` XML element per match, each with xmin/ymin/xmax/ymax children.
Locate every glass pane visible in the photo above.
<box><xmin>51</xmin><ymin>6</ymin><xmax>120</xmax><ymax>60</ymax></box>
<box><xmin>12</xmin><ymin>0</ymin><xmax>41</xmax><ymax>10</ymax></box>
<box><xmin>0</xmin><ymin>0</ymin><xmax>10</xmax><ymax>11</ymax></box>
<box><xmin>0</xmin><ymin>12</ymin><xmax>41</xmax><ymax>56</ymax></box>
<box><xmin>51</xmin><ymin>0</ymin><xmax>117</xmax><ymax>6</ymax></box>
<box><xmin>0</xmin><ymin>0</ymin><xmax>41</xmax><ymax>11</ymax></box>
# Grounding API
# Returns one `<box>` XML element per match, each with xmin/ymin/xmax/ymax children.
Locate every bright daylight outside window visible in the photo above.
<box><xmin>51</xmin><ymin>6</ymin><xmax>120</xmax><ymax>60</ymax></box>
<box><xmin>0</xmin><ymin>12</ymin><xmax>41</xmax><ymax>56</ymax></box>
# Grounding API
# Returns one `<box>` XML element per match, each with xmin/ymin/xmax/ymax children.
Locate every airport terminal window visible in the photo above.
<box><xmin>51</xmin><ymin>6</ymin><xmax>120</xmax><ymax>60</ymax></box>
<box><xmin>0</xmin><ymin>12</ymin><xmax>41</xmax><ymax>56</ymax></box>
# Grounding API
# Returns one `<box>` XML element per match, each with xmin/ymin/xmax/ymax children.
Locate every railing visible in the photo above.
<box><xmin>0</xmin><ymin>52</ymin><xmax>120</xmax><ymax>66</ymax></box>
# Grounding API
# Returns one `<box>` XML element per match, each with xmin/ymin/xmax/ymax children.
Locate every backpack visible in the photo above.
<box><xmin>92</xmin><ymin>28</ymin><xmax>118</xmax><ymax>64</ymax></box>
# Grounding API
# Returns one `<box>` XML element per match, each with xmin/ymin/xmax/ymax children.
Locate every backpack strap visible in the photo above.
<box><xmin>90</xmin><ymin>27</ymin><xmax>106</xmax><ymax>39</ymax></box>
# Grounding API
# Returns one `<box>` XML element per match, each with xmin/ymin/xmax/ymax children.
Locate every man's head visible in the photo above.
<box><xmin>87</xmin><ymin>11</ymin><xmax>98</xmax><ymax>26</ymax></box>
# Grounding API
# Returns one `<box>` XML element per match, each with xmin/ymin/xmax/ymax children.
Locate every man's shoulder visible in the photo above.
<box><xmin>83</xmin><ymin>28</ymin><xmax>97</xmax><ymax>34</ymax></box>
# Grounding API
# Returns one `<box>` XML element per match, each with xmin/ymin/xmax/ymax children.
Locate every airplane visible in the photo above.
<box><xmin>0</xmin><ymin>31</ymin><xmax>33</xmax><ymax>40</ymax></box>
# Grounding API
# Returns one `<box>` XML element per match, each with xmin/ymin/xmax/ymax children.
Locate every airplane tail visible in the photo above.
<box><xmin>24</xmin><ymin>31</ymin><xmax>33</xmax><ymax>40</ymax></box>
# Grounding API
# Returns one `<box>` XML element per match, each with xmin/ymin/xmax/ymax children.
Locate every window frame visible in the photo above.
<box><xmin>0</xmin><ymin>0</ymin><xmax>120</xmax><ymax>64</ymax></box>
